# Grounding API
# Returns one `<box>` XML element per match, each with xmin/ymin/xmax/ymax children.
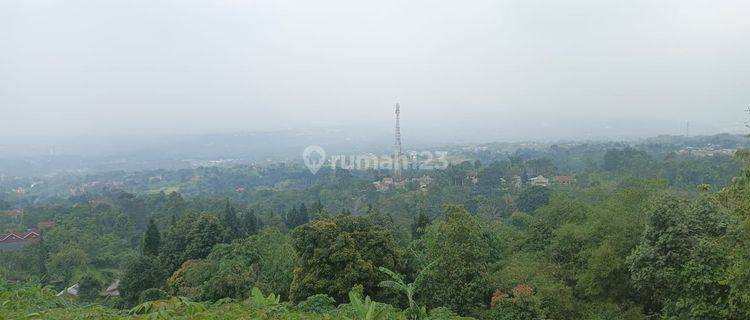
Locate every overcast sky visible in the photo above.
<box><xmin>1</xmin><ymin>0</ymin><xmax>749</xmax><ymax>144</ymax></box>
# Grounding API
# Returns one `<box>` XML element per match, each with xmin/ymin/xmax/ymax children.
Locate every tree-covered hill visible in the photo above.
<box><xmin>2</xmin><ymin>137</ymin><xmax>750</xmax><ymax>319</ymax></box>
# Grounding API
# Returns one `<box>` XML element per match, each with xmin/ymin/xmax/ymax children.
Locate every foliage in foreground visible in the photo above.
<box><xmin>0</xmin><ymin>283</ymin><xmax>470</xmax><ymax>320</ymax></box>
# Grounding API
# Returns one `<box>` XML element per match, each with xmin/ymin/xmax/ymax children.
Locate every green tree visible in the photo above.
<box><xmin>32</xmin><ymin>238</ymin><xmax>49</xmax><ymax>281</ymax></box>
<box><xmin>602</xmin><ymin>147</ymin><xmax>657</xmax><ymax>176</ymax></box>
<box><xmin>159</xmin><ymin>213</ymin><xmax>229</xmax><ymax>274</ymax></box>
<box><xmin>120</xmin><ymin>255</ymin><xmax>166</xmax><ymax>305</ymax></box>
<box><xmin>312</xmin><ymin>199</ymin><xmax>325</xmax><ymax>215</ymax></box>
<box><xmin>627</xmin><ymin>195</ymin><xmax>732</xmax><ymax>318</ymax></box>
<box><xmin>77</xmin><ymin>272</ymin><xmax>103</xmax><ymax>301</ymax></box>
<box><xmin>139</xmin><ymin>288</ymin><xmax>167</xmax><ymax>303</ymax></box>
<box><xmin>721</xmin><ymin>160</ymin><xmax>750</xmax><ymax>318</ymax></box>
<box><xmin>142</xmin><ymin>217</ymin><xmax>160</xmax><ymax>256</ymax></box>
<box><xmin>46</xmin><ymin>247</ymin><xmax>88</xmax><ymax>286</ymax></box>
<box><xmin>285</xmin><ymin>203</ymin><xmax>310</xmax><ymax>229</ymax></box>
<box><xmin>298</xmin><ymin>203</ymin><xmax>309</xmax><ymax>224</ymax></box>
<box><xmin>241</xmin><ymin>209</ymin><xmax>259</xmax><ymax>236</ymax></box>
<box><xmin>411</xmin><ymin>212</ymin><xmax>430</xmax><ymax>240</ymax></box>
<box><xmin>487</xmin><ymin>285</ymin><xmax>546</xmax><ymax>320</ymax></box>
<box><xmin>525</xmin><ymin>158</ymin><xmax>557</xmax><ymax>177</ymax></box>
<box><xmin>165</xmin><ymin>192</ymin><xmax>186</xmax><ymax>221</ymax></box>
<box><xmin>417</xmin><ymin>205</ymin><xmax>492</xmax><ymax>315</ymax></box>
<box><xmin>475</xmin><ymin>161</ymin><xmax>508</xmax><ymax>195</ymax></box>
<box><xmin>166</xmin><ymin>229</ymin><xmax>297</xmax><ymax>301</ymax></box>
<box><xmin>517</xmin><ymin>186</ymin><xmax>552</xmax><ymax>213</ymax></box>
<box><xmin>222</xmin><ymin>200</ymin><xmax>240</xmax><ymax>238</ymax></box>
<box><xmin>289</xmin><ymin>215</ymin><xmax>405</xmax><ymax>303</ymax></box>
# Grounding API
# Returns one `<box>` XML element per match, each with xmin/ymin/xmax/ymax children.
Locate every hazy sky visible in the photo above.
<box><xmin>1</xmin><ymin>0</ymin><xmax>749</xmax><ymax>143</ymax></box>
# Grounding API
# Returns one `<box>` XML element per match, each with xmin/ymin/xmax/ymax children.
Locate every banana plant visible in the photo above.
<box><xmin>347</xmin><ymin>290</ymin><xmax>387</xmax><ymax>320</ymax></box>
<box><xmin>378</xmin><ymin>262</ymin><xmax>434</xmax><ymax>320</ymax></box>
<box><xmin>249</xmin><ymin>287</ymin><xmax>280</xmax><ymax>307</ymax></box>
<box><xmin>378</xmin><ymin>267</ymin><xmax>416</xmax><ymax>310</ymax></box>
<box><xmin>128</xmin><ymin>296</ymin><xmax>206</xmax><ymax>319</ymax></box>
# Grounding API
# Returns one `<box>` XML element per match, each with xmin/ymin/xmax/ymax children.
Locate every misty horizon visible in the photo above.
<box><xmin>2</xmin><ymin>0</ymin><xmax>749</xmax><ymax>146</ymax></box>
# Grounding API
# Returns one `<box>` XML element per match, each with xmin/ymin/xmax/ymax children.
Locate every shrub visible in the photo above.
<box><xmin>296</xmin><ymin>294</ymin><xmax>336</xmax><ymax>313</ymax></box>
<box><xmin>140</xmin><ymin>288</ymin><xmax>168</xmax><ymax>303</ymax></box>
<box><xmin>103</xmin><ymin>296</ymin><xmax>128</xmax><ymax>309</ymax></box>
<box><xmin>77</xmin><ymin>273</ymin><xmax>103</xmax><ymax>301</ymax></box>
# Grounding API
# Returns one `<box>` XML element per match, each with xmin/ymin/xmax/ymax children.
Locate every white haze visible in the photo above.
<box><xmin>1</xmin><ymin>0</ymin><xmax>749</xmax><ymax>149</ymax></box>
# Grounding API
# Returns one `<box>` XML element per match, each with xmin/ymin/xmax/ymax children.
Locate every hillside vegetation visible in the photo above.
<box><xmin>2</xmin><ymin>140</ymin><xmax>749</xmax><ymax>319</ymax></box>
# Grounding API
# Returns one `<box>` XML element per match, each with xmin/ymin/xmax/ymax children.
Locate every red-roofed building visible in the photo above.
<box><xmin>0</xmin><ymin>230</ymin><xmax>40</xmax><ymax>249</ymax></box>
<box><xmin>553</xmin><ymin>176</ymin><xmax>575</xmax><ymax>185</ymax></box>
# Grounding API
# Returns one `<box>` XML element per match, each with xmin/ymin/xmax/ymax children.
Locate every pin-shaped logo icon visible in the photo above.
<box><xmin>303</xmin><ymin>145</ymin><xmax>326</xmax><ymax>174</ymax></box>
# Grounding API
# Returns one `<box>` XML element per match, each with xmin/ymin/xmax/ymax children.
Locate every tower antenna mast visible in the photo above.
<box><xmin>394</xmin><ymin>103</ymin><xmax>403</xmax><ymax>181</ymax></box>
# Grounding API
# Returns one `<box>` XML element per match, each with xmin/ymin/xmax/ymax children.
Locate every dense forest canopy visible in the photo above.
<box><xmin>1</xmin><ymin>134</ymin><xmax>750</xmax><ymax>319</ymax></box>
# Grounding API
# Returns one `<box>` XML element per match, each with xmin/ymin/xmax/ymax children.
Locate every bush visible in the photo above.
<box><xmin>77</xmin><ymin>273</ymin><xmax>103</xmax><ymax>301</ymax></box>
<box><xmin>428</xmin><ymin>307</ymin><xmax>465</xmax><ymax>320</ymax></box>
<box><xmin>296</xmin><ymin>294</ymin><xmax>336</xmax><ymax>313</ymax></box>
<box><xmin>508</xmin><ymin>212</ymin><xmax>533</xmax><ymax>229</ymax></box>
<box><xmin>103</xmin><ymin>296</ymin><xmax>128</xmax><ymax>309</ymax></box>
<box><xmin>140</xmin><ymin>288</ymin><xmax>168</xmax><ymax>303</ymax></box>
<box><xmin>483</xmin><ymin>299</ymin><xmax>544</xmax><ymax>320</ymax></box>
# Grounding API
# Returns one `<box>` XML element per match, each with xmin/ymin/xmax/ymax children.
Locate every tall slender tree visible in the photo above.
<box><xmin>242</xmin><ymin>209</ymin><xmax>259</xmax><ymax>236</ymax></box>
<box><xmin>298</xmin><ymin>203</ymin><xmax>309</xmax><ymax>225</ymax></box>
<box><xmin>411</xmin><ymin>212</ymin><xmax>430</xmax><ymax>240</ymax></box>
<box><xmin>142</xmin><ymin>217</ymin><xmax>161</xmax><ymax>256</ymax></box>
<box><xmin>284</xmin><ymin>207</ymin><xmax>299</xmax><ymax>229</ymax></box>
<box><xmin>312</xmin><ymin>199</ymin><xmax>324</xmax><ymax>214</ymax></box>
<box><xmin>222</xmin><ymin>200</ymin><xmax>240</xmax><ymax>238</ymax></box>
<box><xmin>285</xmin><ymin>203</ymin><xmax>310</xmax><ymax>229</ymax></box>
